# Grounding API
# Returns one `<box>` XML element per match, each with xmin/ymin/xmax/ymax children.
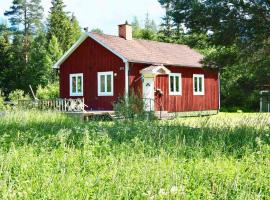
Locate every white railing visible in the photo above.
<box><xmin>18</xmin><ymin>98</ymin><xmax>85</xmax><ymax>112</ymax></box>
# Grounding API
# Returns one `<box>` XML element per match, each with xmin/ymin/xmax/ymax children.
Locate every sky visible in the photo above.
<box><xmin>0</xmin><ymin>0</ymin><xmax>165</xmax><ymax>35</ymax></box>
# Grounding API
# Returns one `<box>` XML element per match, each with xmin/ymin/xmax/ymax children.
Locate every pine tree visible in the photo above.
<box><xmin>158</xmin><ymin>0</ymin><xmax>175</xmax><ymax>42</ymax></box>
<box><xmin>47</xmin><ymin>0</ymin><xmax>81</xmax><ymax>52</ymax></box>
<box><xmin>4</xmin><ymin>0</ymin><xmax>44</xmax><ymax>64</ymax></box>
<box><xmin>0</xmin><ymin>24</ymin><xmax>12</xmax><ymax>93</ymax></box>
<box><xmin>48</xmin><ymin>35</ymin><xmax>62</xmax><ymax>64</ymax></box>
<box><xmin>131</xmin><ymin>17</ymin><xmax>141</xmax><ymax>38</ymax></box>
<box><xmin>91</xmin><ymin>28</ymin><xmax>103</xmax><ymax>34</ymax></box>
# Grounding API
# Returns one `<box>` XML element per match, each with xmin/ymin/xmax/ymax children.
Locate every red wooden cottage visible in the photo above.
<box><xmin>53</xmin><ymin>22</ymin><xmax>220</xmax><ymax>114</ymax></box>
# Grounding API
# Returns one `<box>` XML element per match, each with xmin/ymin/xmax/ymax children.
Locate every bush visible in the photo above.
<box><xmin>36</xmin><ymin>82</ymin><xmax>59</xmax><ymax>99</ymax></box>
<box><xmin>8</xmin><ymin>89</ymin><xmax>31</xmax><ymax>104</ymax></box>
<box><xmin>0</xmin><ymin>90</ymin><xmax>5</xmax><ymax>111</ymax></box>
<box><xmin>114</xmin><ymin>91</ymin><xmax>156</xmax><ymax>120</ymax></box>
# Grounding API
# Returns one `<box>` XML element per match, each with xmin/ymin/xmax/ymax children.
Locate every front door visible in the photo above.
<box><xmin>142</xmin><ymin>77</ymin><xmax>155</xmax><ymax>111</ymax></box>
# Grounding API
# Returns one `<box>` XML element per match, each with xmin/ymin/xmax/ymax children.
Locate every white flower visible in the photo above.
<box><xmin>255</xmin><ymin>137</ymin><xmax>262</xmax><ymax>145</ymax></box>
<box><xmin>159</xmin><ymin>188</ymin><xmax>168</xmax><ymax>196</ymax></box>
<box><xmin>170</xmin><ymin>186</ymin><xmax>178</xmax><ymax>194</ymax></box>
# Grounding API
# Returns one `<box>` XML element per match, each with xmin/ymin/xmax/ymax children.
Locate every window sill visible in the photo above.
<box><xmin>169</xmin><ymin>94</ymin><xmax>182</xmax><ymax>96</ymax></box>
<box><xmin>98</xmin><ymin>93</ymin><xmax>114</xmax><ymax>97</ymax></box>
<box><xmin>193</xmin><ymin>93</ymin><xmax>205</xmax><ymax>96</ymax></box>
<box><xmin>70</xmin><ymin>94</ymin><xmax>83</xmax><ymax>97</ymax></box>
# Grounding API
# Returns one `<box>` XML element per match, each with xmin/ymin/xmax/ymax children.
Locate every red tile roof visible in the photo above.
<box><xmin>91</xmin><ymin>32</ymin><xmax>204</xmax><ymax>68</ymax></box>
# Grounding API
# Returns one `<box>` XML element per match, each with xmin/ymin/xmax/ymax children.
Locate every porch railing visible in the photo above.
<box><xmin>18</xmin><ymin>98</ymin><xmax>85</xmax><ymax>112</ymax></box>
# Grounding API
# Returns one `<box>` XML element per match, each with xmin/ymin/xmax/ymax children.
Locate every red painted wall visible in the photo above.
<box><xmin>129</xmin><ymin>63</ymin><xmax>219</xmax><ymax>112</ymax></box>
<box><xmin>60</xmin><ymin>37</ymin><xmax>125</xmax><ymax>110</ymax></box>
<box><xmin>60</xmin><ymin>37</ymin><xmax>219</xmax><ymax>112</ymax></box>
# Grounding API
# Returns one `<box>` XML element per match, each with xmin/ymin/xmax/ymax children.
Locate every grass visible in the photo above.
<box><xmin>0</xmin><ymin>111</ymin><xmax>270</xmax><ymax>199</ymax></box>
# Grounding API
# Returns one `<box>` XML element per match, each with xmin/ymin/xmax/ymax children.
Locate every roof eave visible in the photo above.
<box><xmin>129</xmin><ymin>60</ymin><xmax>203</xmax><ymax>68</ymax></box>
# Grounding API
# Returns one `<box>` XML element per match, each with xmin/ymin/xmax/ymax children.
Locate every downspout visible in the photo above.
<box><xmin>124</xmin><ymin>60</ymin><xmax>129</xmax><ymax>99</ymax></box>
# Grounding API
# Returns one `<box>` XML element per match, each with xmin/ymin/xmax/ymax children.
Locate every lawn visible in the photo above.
<box><xmin>0</xmin><ymin>111</ymin><xmax>270</xmax><ymax>199</ymax></box>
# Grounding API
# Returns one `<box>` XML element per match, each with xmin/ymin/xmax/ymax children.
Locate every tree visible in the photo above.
<box><xmin>0</xmin><ymin>24</ymin><xmax>12</xmax><ymax>93</ymax></box>
<box><xmin>91</xmin><ymin>28</ymin><xmax>103</xmax><ymax>34</ymax></box>
<box><xmin>158</xmin><ymin>0</ymin><xmax>270</xmax><ymax>110</ymax></box>
<box><xmin>132</xmin><ymin>14</ymin><xmax>158</xmax><ymax>40</ymax></box>
<box><xmin>27</xmin><ymin>31</ymin><xmax>52</xmax><ymax>90</ymax></box>
<box><xmin>158</xmin><ymin>0</ymin><xmax>175</xmax><ymax>42</ymax></box>
<box><xmin>4</xmin><ymin>0</ymin><xmax>43</xmax><ymax>63</ymax></box>
<box><xmin>47</xmin><ymin>0</ymin><xmax>81</xmax><ymax>52</ymax></box>
<box><xmin>131</xmin><ymin>17</ymin><xmax>141</xmax><ymax>38</ymax></box>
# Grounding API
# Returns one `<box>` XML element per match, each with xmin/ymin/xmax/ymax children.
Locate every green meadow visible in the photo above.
<box><xmin>0</xmin><ymin>111</ymin><xmax>270</xmax><ymax>199</ymax></box>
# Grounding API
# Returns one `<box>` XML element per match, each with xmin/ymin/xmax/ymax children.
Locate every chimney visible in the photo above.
<box><xmin>118</xmin><ymin>21</ymin><xmax>132</xmax><ymax>40</ymax></box>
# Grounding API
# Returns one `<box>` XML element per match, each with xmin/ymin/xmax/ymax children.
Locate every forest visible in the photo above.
<box><xmin>1</xmin><ymin>0</ymin><xmax>270</xmax><ymax>111</ymax></box>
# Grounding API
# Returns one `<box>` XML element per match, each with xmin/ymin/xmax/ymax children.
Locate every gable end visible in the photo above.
<box><xmin>53</xmin><ymin>33</ymin><xmax>128</xmax><ymax>69</ymax></box>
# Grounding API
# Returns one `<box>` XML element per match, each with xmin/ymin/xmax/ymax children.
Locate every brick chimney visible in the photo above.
<box><xmin>118</xmin><ymin>21</ymin><xmax>132</xmax><ymax>40</ymax></box>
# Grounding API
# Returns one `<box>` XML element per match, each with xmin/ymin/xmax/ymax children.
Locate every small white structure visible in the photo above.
<box><xmin>140</xmin><ymin>65</ymin><xmax>171</xmax><ymax>111</ymax></box>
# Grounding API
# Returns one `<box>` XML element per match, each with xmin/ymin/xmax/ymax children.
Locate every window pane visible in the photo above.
<box><xmin>77</xmin><ymin>76</ymin><xmax>82</xmax><ymax>93</ymax></box>
<box><xmin>198</xmin><ymin>77</ymin><xmax>202</xmax><ymax>92</ymax></box>
<box><xmin>170</xmin><ymin>76</ymin><xmax>174</xmax><ymax>92</ymax></box>
<box><xmin>100</xmin><ymin>75</ymin><xmax>105</xmax><ymax>92</ymax></box>
<box><xmin>194</xmin><ymin>77</ymin><xmax>198</xmax><ymax>92</ymax></box>
<box><xmin>72</xmin><ymin>77</ymin><xmax>76</xmax><ymax>93</ymax></box>
<box><xmin>107</xmin><ymin>74</ymin><xmax>112</xmax><ymax>92</ymax></box>
<box><xmin>175</xmin><ymin>76</ymin><xmax>179</xmax><ymax>92</ymax></box>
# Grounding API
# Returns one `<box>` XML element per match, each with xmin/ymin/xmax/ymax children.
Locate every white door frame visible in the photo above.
<box><xmin>142</xmin><ymin>75</ymin><xmax>155</xmax><ymax>111</ymax></box>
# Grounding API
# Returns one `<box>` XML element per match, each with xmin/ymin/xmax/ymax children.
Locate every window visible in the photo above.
<box><xmin>70</xmin><ymin>73</ymin><xmax>83</xmax><ymax>96</ymax></box>
<box><xmin>169</xmin><ymin>73</ymin><xmax>182</xmax><ymax>95</ymax></box>
<box><xmin>193</xmin><ymin>74</ymin><xmax>205</xmax><ymax>95</ymax></box>
<box><xmin>98</xmin><ymin>71</ymin><xmax>114</xmax><ymax>96</ymax></box>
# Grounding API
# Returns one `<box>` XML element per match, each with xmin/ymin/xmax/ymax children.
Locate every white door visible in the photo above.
<box><xmin>142</xmin><ymin>77</ymin><xmax>155</xmax><ymax>111</ymax></box>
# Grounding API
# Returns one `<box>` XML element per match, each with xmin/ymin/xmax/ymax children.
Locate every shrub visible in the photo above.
<box><xmin>8</xmin><ymin>89</ymin><xmax>31</xmax><ymax>104</ymax></box>
<box><xmin>0</xmin><ymin>90</ymin><xmax>5</xmax><ymax>111</ymax></box>
<box><xmin>36</xmin><ymin>82</ymin><xmax>59</xmax><ymax>99</ymax></box>
<box><xmin>114</xmin><ymin>91</ymin><xmax>156</xmax><ymax>120</ymax></box>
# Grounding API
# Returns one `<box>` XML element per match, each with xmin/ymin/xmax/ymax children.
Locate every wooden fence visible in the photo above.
<box><xmin>18</xmin><ymin>98</ymin><xmax>85</xmax><ymax>112</ymax></box>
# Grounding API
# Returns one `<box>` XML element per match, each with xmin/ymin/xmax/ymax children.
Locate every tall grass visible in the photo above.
<box><xmin>0</xmin><ymin>111</ymin><xmax>270</xmax><ymax>199</ymax></box>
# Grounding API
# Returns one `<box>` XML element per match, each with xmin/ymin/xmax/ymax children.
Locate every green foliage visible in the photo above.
<box><xmin>131</xmin><ymin>14</ymin><xmax>158</xmax><ymax>40</ymax></box>
<box><xmin>90</xmin><ymin>28</ymin><xmax>103</xmax><ymax>34</ymax></box>
<box><xmin>47</xmin><ymin>0</ymin><xmax>81</xmax><ymax>52</ymax></box>
<box><xmin>4</xmin><ymin>0</ymin><xmax>44</xmax><ymax>64</ymax></box>
<box><xmin>158</xmin><ymin>0</ymin><xmax>270</xmax><ymax>111</ymax></box>
<box><xmin>36</xmin><ymin>82</ymin><xmax>59</xmax><ymax>99</ymax></box>
<box><xmin>0</xmin><ymin>90</ymin><xmax>5</xmax><ymax>111</ymax></box>
<box><xmin>0</xmin><ymin>111</ymin><xmax>270</xmax><ymax>198</ymax></box>
<box><xmin>8</xmin><ymin>89</ymin><xmax>30</xmax><ymax>104</ymax></box>
<box><xmin>28</xmin><ymin>31</ymin><xmax>53</xmax><ymax>89</ymax></box>
<box><xmin>0</xmin><ymin>0</ymin><xmax>81</xmax><ymax>96</ymax></box>
<box><xmin>114</xmin><ymin>91</ymin><xmax>156</xmax><ymax>120</ymax></box>
<box><xmin>47</xmin><ymin>35</ymin><xmax>63</xmax><ymax>64</ymax></box>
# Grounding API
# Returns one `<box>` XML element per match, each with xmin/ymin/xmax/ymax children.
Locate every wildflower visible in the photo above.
<box><xmin>255</xmin><ymin>137</ymin><xmax>262</xmax><ymax>145</ymax></box>
<box><xmin>159</xmin><ymin>188</ymin><xmax>168</xmax><ymax>196</ymax></box>
<box><xmin>170</xmin><ymin>185</ymin><xmax>178</xmax><ymax>194</ymax></box>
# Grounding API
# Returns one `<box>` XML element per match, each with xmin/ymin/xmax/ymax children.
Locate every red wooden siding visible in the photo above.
<box><xmin>129</xmin><ymin>63</ymin><xmax>219</xmax><ymax>112</ymax></box>
<box><xmin>60</xmin><ymin>37</ymin><xmax>125</xmax><ymax>110</ymax></box>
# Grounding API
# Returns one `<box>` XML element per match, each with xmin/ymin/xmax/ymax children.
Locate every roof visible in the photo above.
<box><xmin>53</xmin><ymin>32</ymin><xmax>204</xmax><ymax>68</ymax></box>
<box><xmin>140</xmin><ymin>65</ymin><xmax>171</xmax><ymax>75</ymax></box>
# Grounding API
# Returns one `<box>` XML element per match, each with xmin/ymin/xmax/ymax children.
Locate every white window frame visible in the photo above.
<box><xmin>193</xmin><ymin>74</ymin><xmax>205</xmax><ymax>95</ymax></box>
<box><xmin>98</xmin><ymin>71</ymin><xmax>114</xmax><ymax>96</ymax></box>
<box><xmin>69</xmin><ymin>73</ymin><xmax>83</xmax><ymax>96</ymax></box>
<box><xmin>169</xmin><ymin>73</ymin><xmax>182</xmax><ymax>95</ymax></box>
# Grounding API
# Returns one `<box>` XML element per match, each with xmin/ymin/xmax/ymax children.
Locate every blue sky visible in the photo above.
<box><xmin>0</xmin><ymin>0</ymin><xmax>165</xmax><ymax>35</ymax></box>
